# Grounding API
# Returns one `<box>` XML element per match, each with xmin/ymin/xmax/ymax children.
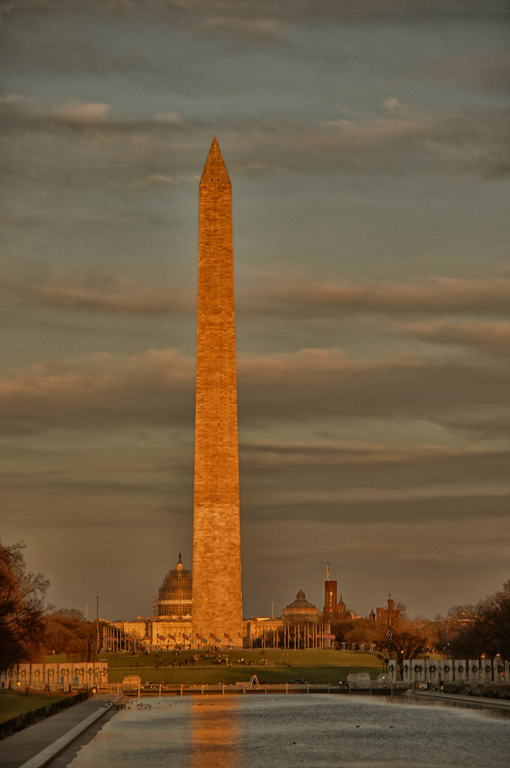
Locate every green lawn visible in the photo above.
<box><xmin>0</xmin><ymin>691</ymin><xmax>67</xmax><ymax>724</ymax></box>
<box><xmin>41</xmin><ymin>650</ymin><xmax>384</xmax><ymax>684</ymax></box>
<box><xmin>107</xmin><ymin>665</ymin><xmax>383</xmax><ymax>685</ymax></box>
<box><xmin>102</xmin><ymin>649</ymin><xmax>381</xmax><ymax>667</ymax></box>
<box><xmin>98</xmin><ymin>649</ymin><xmax>384</xmax><ymax>685</ymax></box>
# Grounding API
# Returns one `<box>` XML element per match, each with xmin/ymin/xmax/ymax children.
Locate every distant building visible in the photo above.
<box><xmin>376</xmin><ymin>595</ymin><xmax>400</xmax><ymax>625</ymax></box>
<box><xmin>247</xmin><ymin>616</ymin><xmax>282</xmax><ymax>647</ymax></box>
<box><xmin>143</xmin><ymin>554</ymin><xmax>194</xmax><ymax>649</ymax></box>
<box><xmin>153</xmin><ymin>553</ymin><xmax>192</xmax><ymax>620</ymax></box>
<box><xmin>324</xmin><ymin>567</ymin><xmax>349</xmax><ymax>616</ymax></box>
<box><xmin>102</xmin><ymin>554</ymin><xmax>195</xmax><ymax>652</ymax></box>
<box><xmin>282</xmin><ymin>590</ymin><xmax>333</xmax><ymax>649</ymax></box>
<box><xmin>112</xmin><ymin>617</ymin><xmax>192</xmax><ymax>651</ymax></box>
<box><xmin>283</xmin><ymin>589</ymin><xmax>319</xmax><ymax>618</ymax></box>
<box><xmin>151</xmin><ymin>618</ymin><xmax>192</xmax><ymax>649</ymax></box>
<box><xmin>123</xmin><ymin>620</ymin><xmax>147</xmax><ymax>639</ymax></box>
<box><xmin>325</xmin><ymin>579</ymin><xmax>337</xmax><ymax>612</ymax></box>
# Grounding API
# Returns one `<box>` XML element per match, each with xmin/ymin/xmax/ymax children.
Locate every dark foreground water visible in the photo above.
<box><xmin>67</xmin><ymin>694</ymin><xmax>510</xmax><ymax>768</ymax></box>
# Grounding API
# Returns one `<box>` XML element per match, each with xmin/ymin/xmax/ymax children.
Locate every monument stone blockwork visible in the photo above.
<box><xmin>192</xmin><ymin>138</ymin><xmax>243</xmax><ymax>647</ymax></box>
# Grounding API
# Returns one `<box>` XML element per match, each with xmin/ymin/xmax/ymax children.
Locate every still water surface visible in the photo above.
<box><xmin>68</xmin><ymin>694</ymin><xmax>510</xmax><ymax>768</ymax></box>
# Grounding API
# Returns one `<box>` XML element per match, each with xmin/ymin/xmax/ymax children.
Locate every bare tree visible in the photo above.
<box><xmin>392</xmin><ymin>602</ymin><xmax>408</xmax><ymax>622</ymax></box>
<box><xmin>448</xmin><ymin>581</ymin><xmax>510</xmax><ymax>661</ymax></box>
<box><xmin>391</xmin><ymin>624</ymin><xmax>430</xmax><ymax>678</ymax></box>
<box><xmin>0</xmin><ymin>540</ymin><xmax>49</xmax><ymax>673</ymax></box>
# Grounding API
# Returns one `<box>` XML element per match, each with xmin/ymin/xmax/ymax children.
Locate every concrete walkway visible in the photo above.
<box><xmin>411</xmin><ymin>690</ymin><xmax>510</xmax><ymax>711</ymax></box>
<box><xmin>0</xmin><ymin>695</ymin><xmax>117</xmax><ymax>768</ymax></box>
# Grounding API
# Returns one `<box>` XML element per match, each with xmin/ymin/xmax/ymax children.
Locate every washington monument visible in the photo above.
<box><xmin>192</xmin><ymin>139</ymin><xmax>243</xmax><ymax>648</ymax></box>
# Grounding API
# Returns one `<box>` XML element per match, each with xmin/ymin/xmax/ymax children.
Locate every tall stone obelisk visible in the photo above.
<box><xmin>192</xmin><ymin>138</ymin><xmax>243</xmax><ymax>648</ymax></box>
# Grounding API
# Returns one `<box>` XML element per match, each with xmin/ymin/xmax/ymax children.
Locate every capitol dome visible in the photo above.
<box><xmin>153</xmin><ymin>553</ymin><xmax>192</xmax><ymax>619</ymax></box>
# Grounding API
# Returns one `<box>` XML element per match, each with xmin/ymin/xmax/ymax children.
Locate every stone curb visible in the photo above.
<box><xmin>411</xmin><ymin>690</ymin><xmax>510</xmax><ymax>710</ymax></box>
<box><xmin>18</xmin><ymin>696</ymin><xmax>123</xmax><ymax>768</ymax></box>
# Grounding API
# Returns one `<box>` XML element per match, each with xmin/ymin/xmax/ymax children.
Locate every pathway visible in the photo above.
<box><xmin>0</xmin><ymin>695</ymin><xmax>116</xmax><ymax>768</ymax></box>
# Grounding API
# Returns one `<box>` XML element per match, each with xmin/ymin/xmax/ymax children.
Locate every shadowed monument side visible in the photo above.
<box><xmin>192</xmin><ymin>138</ymin><xmax>243</xmax><ymax>648</ymax></box>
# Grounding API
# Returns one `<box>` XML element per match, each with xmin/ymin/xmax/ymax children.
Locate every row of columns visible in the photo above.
<box><xmin>282</xmin><ymin>622</ymin><xmax>331</xmax><ymax>649</ymax></box>
<box><xmin>388</xmin><ymin>658</ymin><xmax>510</xmax><ymax>685</ymax></box>
<box><xmin>1</xmin><ymin>661</ymin><xmax>109</xmax><ymax>691</ymax></box>
<box><xmin>103</xmin><ymin>625</ymin><xmax>135</xmax><ymax>652</ymax></box>
<box><xmin>250</xmin><ymin>622</ymin><xmax>332</xmax><ymax>649</ymax></box>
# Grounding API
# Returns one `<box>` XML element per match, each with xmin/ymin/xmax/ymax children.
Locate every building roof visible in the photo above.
<box><xmin>284</xmin><ymin>589</ymin><xmax>319</xmax><ymax>614</ymax></box>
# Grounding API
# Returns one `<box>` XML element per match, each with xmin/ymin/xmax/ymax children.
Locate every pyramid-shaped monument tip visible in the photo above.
<box><xmin>201</xmin><ymin>137</ymin><xmax>229</xmax><ymax>184</ymax></box>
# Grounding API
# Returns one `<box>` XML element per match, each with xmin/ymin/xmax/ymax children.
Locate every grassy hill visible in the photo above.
<box><xmin>92</xmin><ymin>649</ymin><xmax>385</xmax><ymax>685</ymax></box>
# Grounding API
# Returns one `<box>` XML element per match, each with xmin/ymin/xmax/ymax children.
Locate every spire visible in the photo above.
<box><xmin>200</xmin><ymin>137</ymin><xmax>230</xmax><ymax>187</ymax></box>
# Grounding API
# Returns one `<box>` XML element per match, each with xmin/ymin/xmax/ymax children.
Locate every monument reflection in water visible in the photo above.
<box><xmin>189</xmin><ymin>697</ymin><xmax>240</xmax><ymax>768</ymax></box>
<box><xmin>66</xmin><ymin>695</ymin><xmax>510</xmax><ymax>768</ymax></box>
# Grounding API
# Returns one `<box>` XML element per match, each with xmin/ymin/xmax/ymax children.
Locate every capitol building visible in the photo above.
<box><xmin>148</xmin><ymin>554</ymin><xmax>193</xmax><ymax>649</ymax></box>
<box><xmin>153</xmin><ymin>553</ymin><xmax>192</xmax><ymax>620</ymax></box>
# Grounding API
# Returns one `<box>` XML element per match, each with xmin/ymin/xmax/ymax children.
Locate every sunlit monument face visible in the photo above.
<box><xmin>192</xmin><ymin>139</ymin><xmax>243</xmax><ymax>649</ymax></box>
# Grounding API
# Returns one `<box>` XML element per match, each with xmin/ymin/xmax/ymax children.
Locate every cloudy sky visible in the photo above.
<box><xmin>1</xmin><ymin>1</ymin><xmax>510</xmax><ymax>622</ymax></box>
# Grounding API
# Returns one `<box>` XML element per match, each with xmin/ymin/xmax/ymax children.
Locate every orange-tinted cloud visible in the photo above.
<box><xmin>1</xmin><ymin>95</ymin><xmax>509</xmax><ymax>178</ymax></box>
<box><xmin>1</xmin><ymin>276</ymin><xmax>193</xmax><ymax>315</ymax></box>
<box><xmin>0</xmin><ymin>346</ymin><xmax>508</xmax><ymax>437</ymax></box>
<box><xmin>244</xmin><ymin>277</ymin><xmax>510</xmax><ymax>317</ymax></box>
<box><xmin>4</xmin><ymin>274</ymin><xmax>510</xmax><ymax>318</ymax></box>
<box><xmin>403</xmin><ymin>320</ymin><xmax>510</xmax><ymax>355</ymax></box>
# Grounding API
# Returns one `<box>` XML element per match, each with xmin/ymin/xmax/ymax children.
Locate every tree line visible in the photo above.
<box><xmin>329</xmin><ymin>584</ymin><xmax>510</xmax><ymax>676</ymax></box>
<box><xmin>328</xmin><ymin>607</ymin><xmax>436</xmax><ymax>678</ymax></box>
<box><xmin>442</xmin><ymin>581</ymin><xmax>510</xmax><ymax>661</ymax></box>
<box><xmin>1</xmin><ymin>540</ymin><xmax>100</xmax><ymax>673</ymax></box>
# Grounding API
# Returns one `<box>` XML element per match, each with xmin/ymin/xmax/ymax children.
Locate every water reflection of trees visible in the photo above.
<box><xmin>190</xmin><ymin>697</ymin><xmax>240</xmax><ymax>768</ymax></box>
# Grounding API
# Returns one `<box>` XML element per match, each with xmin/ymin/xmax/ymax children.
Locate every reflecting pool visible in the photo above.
<box><xmin>67</xmin><ymin>694</ymin><xmax>510</xmax><ymax>768</ymax></box>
